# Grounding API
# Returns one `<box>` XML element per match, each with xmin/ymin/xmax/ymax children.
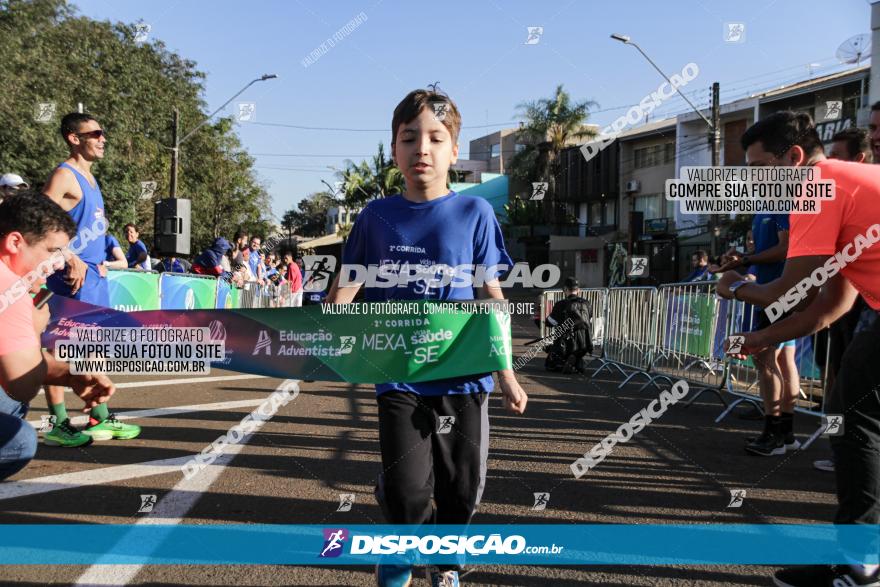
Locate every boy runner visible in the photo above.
<box><xmin>325</xmin><ymin>88</ymin><xmax>527</xmax><ymax>587</ymax></box>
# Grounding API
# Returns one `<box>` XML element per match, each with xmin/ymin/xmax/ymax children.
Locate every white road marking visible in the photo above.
<box><xmin>36</xmin><ymin>373</ymin><xmax>266</xmax><ymax>395</ymax></box>
<box><xmin>27</xmin><ymin>398</ymin><xmax>270</xmax><ymax>428</ymax></box>
<box><xmin>73</xmin><ymin>384</ymin><xmax>297</xmax><ymax>585</ymax></box>
<box><xmin>72</xmin><ymin>452</ymin><xmax>241</xmax><ymax>585</ymax></box>
<box><xmin>0</xmin><ymin>455</ymin><xmax>194</xmax><ymax>501</ymax></box>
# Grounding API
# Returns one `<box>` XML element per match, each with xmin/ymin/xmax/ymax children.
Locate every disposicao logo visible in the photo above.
<box><xmin>319</xmin><ymin>528</ymin><xmax>348</xmax><ymax>558</ymax></box>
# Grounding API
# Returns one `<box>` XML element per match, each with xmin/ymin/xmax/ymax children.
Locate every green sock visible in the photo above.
<box><xmin>90</xmin><ymin>403</ymin><xmax>110</xmax><ymax>422</ymax></box>
<box><xmin>49</xmin><ymin>402</ymin><xmax>69</xmax><ymax>423</ymax></box>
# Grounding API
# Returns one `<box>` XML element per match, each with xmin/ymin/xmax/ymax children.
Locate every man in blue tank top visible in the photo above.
<box><xmin>41</xmin><ymin>113</ymin><xmax>141</xmax><ymax>446</ymax></box>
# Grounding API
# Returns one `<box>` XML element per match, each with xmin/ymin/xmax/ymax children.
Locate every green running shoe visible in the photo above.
<box><xmin>85</xmin><ymin>414</ymin><xmax>141</xmax><ymax>441</ymax></box>
<box><xmin>44</xmin><ymin>418</ymin><xmax>94</xmax><ymax>447</ymax></box>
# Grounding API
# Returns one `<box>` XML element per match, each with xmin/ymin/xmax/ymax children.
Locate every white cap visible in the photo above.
<box><xmin>0</xmin><ymin>173</ymin><xmax>29</xmax><ymax>188</ymax></box>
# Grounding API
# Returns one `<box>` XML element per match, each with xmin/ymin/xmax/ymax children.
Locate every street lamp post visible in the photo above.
<box><xmin>169</xmin><ymin>73</ymin><xmax>278</xmax><ymax>198</ymax></box>
<box><xmin>610</xmin><ymin>34</ymin><xmax>721</xmax><ymax>255</ymax></box>
<box><xmin>320</xmin><ymin>179</ymin><xmax>341</xmax><ymax>198</ymax></box>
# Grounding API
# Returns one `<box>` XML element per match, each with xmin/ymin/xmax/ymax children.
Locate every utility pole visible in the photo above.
<box><xmin>610</xmin><ymin>34</ymin><xmax>720</xmax><ymax>261</ymax></box>
<box><xmin>709</xmin><ymin>82</ymin><xmax>721</xmax><ymax>256</ymax></box>
<box><xmin>170</xmin><ymin>108</ymin><xmax>179</xmax><ymax>199</ymax></box>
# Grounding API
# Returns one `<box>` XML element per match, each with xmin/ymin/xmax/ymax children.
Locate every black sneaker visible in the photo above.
<box><xmin>745</xmin><ymin>432</ymin><xmax>800</xmax><ymax>450</ymax></box>
<box><xmin>812</xmin><ymin>458</ymin><xmax>835</xmax><ymax>473</ymax></box>
<box><xmin>773</xmin><ymin>565</ymin><xmax>880</xmax><ymax>586</ymax></box>
<box><xmin>745</xmin><ymin>432</ymin><xmax>787</xmax><ymax>456</ymax></box>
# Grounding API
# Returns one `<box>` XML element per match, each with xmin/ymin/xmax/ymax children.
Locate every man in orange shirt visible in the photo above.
<box><xmin>717</xmin><ymin>111</ymin><xmax>880</xmax><ymax>587</ymax></box>
<box><xmin>0</xmin><ymin>193</ymin><xmax>116</xmax><ymax>480</ymax></box>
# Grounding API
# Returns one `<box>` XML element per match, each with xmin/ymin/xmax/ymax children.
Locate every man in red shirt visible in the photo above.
<box><xmin>867</xmin><ymin>101</ymin><xmax>880</xmax><ymax>163</ymax></box>
<box><xmin>717</xmin><ymin>111</ymin><xmax>880</xmax><ymax>587</ymax></box>
<box><xmin>0</xmin><ymin>193</ymin><xmax>115</xmax><ymax>480</ymax></box>
<box><xmin>283</xmin><ymin>251</ymin><xmax>302</xmax><ymax>307</ymax></box>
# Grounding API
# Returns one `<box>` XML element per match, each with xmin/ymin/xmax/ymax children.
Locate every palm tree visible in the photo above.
<box><xmin>281</xmin><ymin>208</ymin><xmax>297</xmax><ymax>247</ymax></box>
<box><xmin>370</xmin><ymin>142</ymin><xmax>405</xmax><ymax>198</ymax></box>
<box><xmin>335</xmin><ymin>142</ymin><xmax>406</xmax><ymax>206</ymax></box>
<box><xmin>336</xmin><ymin>159</ymin><xmax>372</xmax><ymax>205</ymax></box>
<box><xmin>337</xmin><ymin>221</ymin><xmax>354</xmax><ymax>241</ymax></box>
<box><xmin>509</xmin><ymin>85</ymin><xmax>598</xmax><ymax>221</ymax></box>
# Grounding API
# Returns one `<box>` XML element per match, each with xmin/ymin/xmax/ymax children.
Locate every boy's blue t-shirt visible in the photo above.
<box><xmin>342</xmin><ymin>191</ymin><xmax>513</xmax><ymax>396</ymax></box>
<box><xmin>751</xmin><ymin>214</ymin><xmax>789</xmax><ymax>284</ymax></box>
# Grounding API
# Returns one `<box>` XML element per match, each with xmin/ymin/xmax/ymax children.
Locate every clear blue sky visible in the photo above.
<box><xmin>74</xmin><ymin>0</ymin><xmax>870</xmax><ymax>224</ymax></box>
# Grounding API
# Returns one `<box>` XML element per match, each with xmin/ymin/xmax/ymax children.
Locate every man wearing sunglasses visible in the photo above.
<box><xmin>40</xmin><ymin>112</ymin><xmax>141</xmax><ymax>446</ymax></box>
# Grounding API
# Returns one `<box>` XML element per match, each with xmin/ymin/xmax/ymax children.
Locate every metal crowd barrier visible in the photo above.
<box><xmin>538</xmin><ymin>290</ymin><xmax>566</xmax><ymax>339</ymax></box>
<box><xmin>580</xmin><ymin>288</ymin><xmax>608</xmax><ymax>359</ymax></box>
<box><xmin>237</xmin><ymin>282</ymin><xmax>304</xmax><ymax>309</ymax></box>
<box><xmin>271</xmin><ymin>283</ymin><xmax>304</xmax><ymax>308</ymax></box>
<box><xmin>534</xmin><ymin>283</ymin><xmax>832</xmax><ymax>447</ymax></box>
<box><xmin>238</xmin><ymin>282</ymin><xmax>264</xmax><ymax>308</ymax></box>
<box><xmin>591</xmin><ymin>287</ymin><xmax>659</xmax><ymax>384</ymax></box>
<box><xmin>642</xmin><ymin>281</ymin><xmax>728</xmax><ymax>406</ymax></box>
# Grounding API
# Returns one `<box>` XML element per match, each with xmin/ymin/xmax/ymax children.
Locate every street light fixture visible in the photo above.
<box><xmin>169</xmin><ymin>73</ymin><xmax>278</xmax><ymax>198</ymax></box>
<box><xmin>609</xmin><ymin>34</ymin><xmax>712</xmax><ymax>129</ymax></box>
<box><xmin>611</xmin><ymin>33</ymin><xmax>722</xmax><ymax>256</ymax></box>
<box><xmin>320</xmin><ymin>179</ymin><xmax>342</xmax><ymax>198</ymax></box>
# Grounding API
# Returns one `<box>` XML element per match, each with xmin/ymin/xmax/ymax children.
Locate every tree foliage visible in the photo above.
<box><xmin>335</xmin><ymin>142</ymin><xmax>405</xmax><ymax>207</ymax></box>
<box><xmin>285</xmin><ymin>191</ymin><xmax>339</xmax><ymax>238</ymax></box>
<box><xmin>0</xmin><ymin>0</ymin><xmax>272</xmax><ymax>253</ymax></box>
<box><xmin>507</xmin><ymin>85</ymin><xmax>597</xmax><ymax>204</ymax></box>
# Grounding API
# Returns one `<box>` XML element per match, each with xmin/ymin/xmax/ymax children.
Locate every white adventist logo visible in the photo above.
<box><xmin>209</xmin><ymin>320</ymin><xmax>227</xmax><ymax>342</ymax></box>
<box><xmin>253</xmin><ymin>330</ymin><xmax>272</xmax><ymax>355</ymax></box>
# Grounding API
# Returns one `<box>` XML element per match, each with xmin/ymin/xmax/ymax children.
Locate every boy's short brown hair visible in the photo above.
<box><xmin>392</xmin><ymin>89</ymin><xmax>461</xmax><ymax>145</ymax></box>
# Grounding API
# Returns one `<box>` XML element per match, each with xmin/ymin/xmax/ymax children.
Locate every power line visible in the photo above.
<box><xmin>248</xmin><ymin>120</ymin><xmax>521</xmax><ymax>132</ymax></box>
<box><xmin>241</xmin><ymin>61</ymin><xmax>862</xmax><ymax>148</ymax></box>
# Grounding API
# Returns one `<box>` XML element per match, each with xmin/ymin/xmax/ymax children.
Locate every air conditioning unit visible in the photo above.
<box><xmin>625</xmin><ymin>180</ymin><xmax>641</xmax><ymax>193</ymax></box>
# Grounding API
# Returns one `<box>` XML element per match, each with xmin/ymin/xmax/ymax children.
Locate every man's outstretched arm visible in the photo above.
<box><xmin>730</xmin><ymin>273</ymin><xmax>860</xmax><ymax>356</ymax></box>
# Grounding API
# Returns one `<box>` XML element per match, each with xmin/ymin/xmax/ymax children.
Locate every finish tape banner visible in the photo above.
<box><xmin>42</xmin><ymin>297</ymin><xmax>512</xmax><ymax>383</ymax></box>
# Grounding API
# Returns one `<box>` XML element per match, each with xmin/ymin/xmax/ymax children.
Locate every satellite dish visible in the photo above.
<box><xmin>836</xmin><ymin>34</ymin><xmax>871</xmax><ymax>65</ymax></box>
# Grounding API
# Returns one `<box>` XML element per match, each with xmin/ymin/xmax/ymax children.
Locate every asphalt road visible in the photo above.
<box><xmin>0</xmin><ymin>302</ymin><xmax>838</xmax><ymax>586</ymax></box>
